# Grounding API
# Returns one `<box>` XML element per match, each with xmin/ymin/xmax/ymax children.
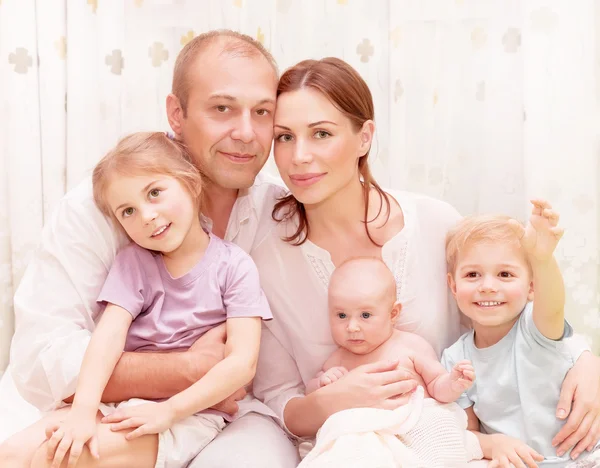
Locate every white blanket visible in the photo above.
<box><xmin>299</xmin><ymin>387</ymin><xmax>483</xmax><ymax>468</ymax></box>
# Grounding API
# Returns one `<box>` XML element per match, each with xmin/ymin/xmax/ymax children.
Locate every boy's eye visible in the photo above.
<box><xmin>466</xmin><ymin>272</ymin><xmax>479</xmax><ymax>278</ymax></box>
<box><xmin>337</xmin><ymin>313</ymin><xmax>347</xmax><ymax>319</ymax></box>
<box><xmin>122</xmin><ymin>207</ymin><xmax>135</xmax><ymax>218</ymax></box>
<box><xmin>499</xmin><ymin>271</ymin><xmax>513</xmax><ymax>278</ymax></box>
<box><xmin>361</xmin><ymin>312</ymin><xmax>371</xmax><ymax>319</ymax></box>
<box><xmin>149</xmin><ymin>188</ymin><xmax>161</xmax><ymax>198</ymax></box>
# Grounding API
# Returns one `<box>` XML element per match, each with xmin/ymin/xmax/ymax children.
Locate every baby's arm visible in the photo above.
<box><xmin>410</xmin><ymin>336</ymin><xmax>474</xmax><ymax>403</ymax></box>
<box><xmin>305</xmin><ymin>349</ymin><xmax>347</xmax><ymax>394</ymax></box>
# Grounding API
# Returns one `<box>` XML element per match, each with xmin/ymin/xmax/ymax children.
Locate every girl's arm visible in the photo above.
<box><xmin>71</xmin><ymin>304</ymin><xmax>133</xmax><ymax>414</ymax></box>
<box><xmin>167</xmin><ymin>317</ymin><xmax>262</xmax><ymax>420</ymax></box>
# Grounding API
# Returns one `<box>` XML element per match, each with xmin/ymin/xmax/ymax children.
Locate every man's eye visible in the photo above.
<box><xmin>216</xmin><ymin>105</ymin><xmax>229</xmax><ymax>113</ymax></box>
<box><xmin>256</xmin><ymin>109</ymin><xmax>270</xmax><ymax>116</ymax></box>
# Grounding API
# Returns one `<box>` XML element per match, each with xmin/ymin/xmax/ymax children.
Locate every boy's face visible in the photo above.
<box><xmin>328</xmin><ymin>266</ymin><xmax>399</xmax><ymax>355</ymax></box>
<box><xmin>449</xmin><ymin>241</ymin><xmax>534</xmax><ymax>328</ymax></box>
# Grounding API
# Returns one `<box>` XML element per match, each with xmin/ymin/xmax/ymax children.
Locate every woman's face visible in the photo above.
<box><xmin>273</xmin><ymin>88</ymin><xmax>373</xmax><ymax>206</ymax></box>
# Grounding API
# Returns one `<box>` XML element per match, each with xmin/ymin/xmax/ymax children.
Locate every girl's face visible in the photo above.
<box><xmin>105</xmin><ymin>174</ymin><xmax>198</xmax><ymax>254</ymax></box>
<box><xmin>273</xmin><ymin>88</ymin><xmax>374</xmax><ymax>206</ymax></box>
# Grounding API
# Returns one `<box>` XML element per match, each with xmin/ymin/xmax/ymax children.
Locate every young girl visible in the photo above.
<box><xmin>42</xmin><ymin>132</ymin><xmax>271</xmax><ymax>468</ymax></box>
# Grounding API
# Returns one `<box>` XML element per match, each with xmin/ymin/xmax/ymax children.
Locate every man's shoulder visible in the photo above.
<box><xmin>249</xmin><ymin>171</ymin><xmax>288</xmax><ymax>210</ymax></box>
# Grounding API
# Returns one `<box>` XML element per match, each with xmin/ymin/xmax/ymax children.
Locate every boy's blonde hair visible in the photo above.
<box><xmin>445</xmin><ymin>214</ymin><xmax>525</xmax><ymax>273</ymax></box>
<box><xmin>92</xmin><ymin>132</ymin><xmax>203</xmax><ymax>221</ymax></box>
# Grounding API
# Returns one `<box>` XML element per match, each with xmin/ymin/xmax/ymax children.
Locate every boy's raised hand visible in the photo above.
<box><xmin>509</xmin><ymin>199</ymin><xmax>564</xmax><ymax>261</ymax></box>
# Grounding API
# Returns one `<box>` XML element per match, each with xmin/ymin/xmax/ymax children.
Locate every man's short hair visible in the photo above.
<box><xmin>172</xmin><ymin>29</ymin><xmax>278</xmax><ymax>116</ymax></box>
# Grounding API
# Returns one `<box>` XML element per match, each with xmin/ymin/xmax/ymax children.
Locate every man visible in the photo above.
<box><xmin>0</xmin><ymin>30</ymin><xmax>299</xmax><ymax>467</ymax></box>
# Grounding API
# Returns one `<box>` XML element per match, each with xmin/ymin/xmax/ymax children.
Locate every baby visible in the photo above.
<box><xmin>304</xmin><ymin>256</ymin><xmax>482</xmax><ymax>466</ymax></box>
<box><xmin>442</xmin><ymin>200</ymin><xmax>600</xmax><ymax>468</ymax></box>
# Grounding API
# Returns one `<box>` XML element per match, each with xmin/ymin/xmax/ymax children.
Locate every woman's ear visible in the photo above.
<box><xmin>358</xmin><ymin>120</ymin><xmax>375</xmax><ymax>157</ymax></box>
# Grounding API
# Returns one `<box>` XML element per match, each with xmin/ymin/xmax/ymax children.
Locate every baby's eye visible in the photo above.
<box><xmin>337</xmin><ymin>313</ymin><xmax>347</xmax><ymax>319</ymax></box>
<box><xmin>122</xmin><ymin>207</ymin><xmax>135</xmax><ymax>218</ymax></box>
<box><xmin>361</xmin><ymin>312</ymin><xmax>371</xmax><ymax>319</ymax></box>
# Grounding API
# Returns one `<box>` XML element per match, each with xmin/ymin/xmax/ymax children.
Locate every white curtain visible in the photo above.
<box><xmin>0</xmin><ymin>0</ymin><xmax>598</xmax><ymax>375</ymax></box>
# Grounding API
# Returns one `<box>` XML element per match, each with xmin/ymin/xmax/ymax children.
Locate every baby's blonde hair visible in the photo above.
<box><xmin>92</xmin><ymin>132</ymin><xmax>203</xmax><ymax>222</ymax></box>
<box><xmin>445</xmin><ymin>214</ymin><xmax>525</xmax><ymax>273</ymax></box>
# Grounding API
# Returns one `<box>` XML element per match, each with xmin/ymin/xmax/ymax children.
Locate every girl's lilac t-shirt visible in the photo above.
<box><xmin>97</xmin><ymin>233</ymin><xmax>272</xmax><ymax>352</ymax></box>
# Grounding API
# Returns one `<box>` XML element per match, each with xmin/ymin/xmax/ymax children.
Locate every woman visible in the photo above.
<box><xmin>250</xmin><ymin>57</ymin><xmax>600</xmax><ymax>462</ymax></box>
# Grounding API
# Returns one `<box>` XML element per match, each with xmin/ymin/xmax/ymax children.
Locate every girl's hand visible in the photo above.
<box><xmin>45</xmin><ymin>407</ymin><xmax>99</xmax><ymax>468</ymax></box>
<box><xmin>487</xmin><ymin>434</ymin><xmax>544</xmax><ymax>468</ymax></box>
<box><xmin>101</xmin><ymin>401</ymin><xmax>176</xmax><ymax>440</ymax></box>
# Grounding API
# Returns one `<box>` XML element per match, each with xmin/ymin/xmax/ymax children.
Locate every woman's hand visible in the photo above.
<box><xmin>552</xmin><ymin>351</ymin><xmax>600</xmax><ymax>459</ymax></box>
<box><xmin>323</xmin><ymin>360</ymin><xmax>418</xmax><ymax>411</ymax></box>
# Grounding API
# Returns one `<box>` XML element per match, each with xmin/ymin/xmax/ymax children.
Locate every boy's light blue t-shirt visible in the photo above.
<box><xmin>441</xmin><ymin>302</ymin><xmax>586</xmax><ymax>467</ymax></box>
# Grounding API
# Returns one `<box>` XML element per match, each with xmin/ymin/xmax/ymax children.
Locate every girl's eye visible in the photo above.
<box><xmin>315</xmin><ymin>130</ymin><xmax>331</xmax><ymax>139</ymax></box>
<box><xmin>361</xmin><ymin>312</ymin><xmax>371</xmax><ymax>319</ymax></box>
<box><xmin>122</xmin><ymin>207</ymin><xmax>135</xmax><ymax>218</ymax></box>
<box><xmin>276</xmin><ymin>134</ymin><xmax>293</xmax><ymax>143</ymax></box>
<box><xmin>337</xmin><ymin>313</ymin><xmax>347</xmax><ymax>319</ymax></box>
<box><xmin>149</xmin><ymin>189</ymin><xmax>161</xmax><ymax>199</ymax></box>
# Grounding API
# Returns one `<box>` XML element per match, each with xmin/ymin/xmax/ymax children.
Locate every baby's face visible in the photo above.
<box><xmin>449</xmin><ymin>241</ymin><xmax>533</xmax><ymax>328</ymax></box>
<box><xmin>328</xmin><ymin>269</ymin><xmax>397</xmax><ymax>355</ymax></box>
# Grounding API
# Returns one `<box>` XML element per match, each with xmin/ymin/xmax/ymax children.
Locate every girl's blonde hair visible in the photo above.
<box><xmin>445</xmin><ymin>214</ymin><xmax>525</xmax><ymax>273</ymax></box>
<box><xmin>92</xmin><ymin>132</ymin><xmax>202</xmax><ymax>220</ymax></box>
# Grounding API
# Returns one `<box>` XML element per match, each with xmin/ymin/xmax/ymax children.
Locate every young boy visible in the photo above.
<box><xmin>441</xmin><ymin>199</ymin><xmax>599</xmax><ymax>468</ymax></box>
<box><xmin>304</xmin><ymin>256</ymin><xmax>482</xmax><ymax>466</ymax></box>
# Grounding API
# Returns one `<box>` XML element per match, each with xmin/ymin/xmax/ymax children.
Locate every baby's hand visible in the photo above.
<box><xmin>450</xmin><ymin>360</ymin><xmax>475</xmax><ymax>393</ymax></box>
<box><xmin>509</xmin><ymin>199</ymin><xmax>564</xmax><ymax>262</ymax></box>
<box><xmin>319</xmin><ymin>366</ymin><xmax>349</xmax><ymax>387</ymax></box>
<box><xmin>487</xmin><ymin>434</ymin><xmax>544</xmax><ymax>468</ymax></box>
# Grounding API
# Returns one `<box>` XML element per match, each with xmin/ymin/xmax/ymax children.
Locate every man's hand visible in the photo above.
<box><xmin>487</xmin><ymin>434</ymin><xmax>544</xmax><ymax>468</ymax></box>
<box><xmin>319</xmin><ymin>366</ymin><xmax>349</xmax><ymax>387</ymax></box>
<box><xmin>322</xmin><ymin>360</ymin><xmax>418</xmax><ymax>411</ymax></box>
<box><xmin>449</xmin><ymin>360</ymin><xmax>475</xmax><ymax>394</ymax></box>
<box><xmin>553</xmin><ymin>352</ymin><xmax>600</xmax><ymax>459</ymax></box>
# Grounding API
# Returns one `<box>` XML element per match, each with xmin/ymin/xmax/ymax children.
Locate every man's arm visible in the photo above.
<box><xmin>10</xmin><ymin>181</ymin><xmax>227</xmax><ymax>410</ymax></box>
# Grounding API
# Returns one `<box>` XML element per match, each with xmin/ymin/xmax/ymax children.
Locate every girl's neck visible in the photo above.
<box><xmin>472</xmin><ymin>317</ymin><xmax>519</xmax><ymax>348</ymax></box>
<box><xmin>162</xmin><ymin>215</ymin><xmax>209</xmax><ymax>278</ymax></box>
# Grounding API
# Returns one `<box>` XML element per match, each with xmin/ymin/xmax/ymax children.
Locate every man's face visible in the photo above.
<box><xmin>170</xmin><ymin>47</ymin><xmax>278</xmax><ymax>190</ymax></box>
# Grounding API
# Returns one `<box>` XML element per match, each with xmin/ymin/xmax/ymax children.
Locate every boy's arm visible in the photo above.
<box><xmin>511</xmin><ymin>199</ymin><xmax>565</xmax><ymax>340</ymax></box>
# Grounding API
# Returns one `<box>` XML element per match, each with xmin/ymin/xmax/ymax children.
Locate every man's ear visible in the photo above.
<box><xmin>391</xmin><ymin>301</ymin><xmax>402</xmax><ymax>323</ymax></box>
<box><xmin>166</xmin><ymin>93</ymin><xmax>184</xmax><ymax>137</ymax></box>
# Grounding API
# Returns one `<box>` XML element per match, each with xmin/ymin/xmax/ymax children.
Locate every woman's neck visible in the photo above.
<box><xmin>305</xmin><ymin>177</ymin><xmax>367</xmax><ymax>241</ymax></box>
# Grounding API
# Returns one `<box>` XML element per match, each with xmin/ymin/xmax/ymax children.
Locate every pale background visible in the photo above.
<box><xmin>0</xmin><ymin>0</ymin><xmax>598</xmax><ymax>378</ymax></box>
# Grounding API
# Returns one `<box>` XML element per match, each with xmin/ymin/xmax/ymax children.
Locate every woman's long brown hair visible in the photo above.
<box><xmin>272</xmin><ymin>57</ymin><xmax>390</xmax><ymax>246</ymax></box>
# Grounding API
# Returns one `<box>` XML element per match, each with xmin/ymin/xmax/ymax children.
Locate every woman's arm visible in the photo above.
<box><xmin>167</xmin><ymin>317</ymin><xmax>262</xmax><ymax>419</ymax></box>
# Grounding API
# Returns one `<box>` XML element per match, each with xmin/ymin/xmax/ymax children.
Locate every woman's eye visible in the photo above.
<box><xmin>149</xmin><ymin>189</ymin><xmax>161</xmax><ymax>198</ymax></box>
<box><xmin>361</xmin><ymin>312</ymin><xmax>371</xmax><ymax>319</ymax></box>
<box><xmin>122</xmin><ymin>207</ymin><xmax>135</xmax><ymax>218</ymax></box>
<box><xmin>315</xmin><ymin>130</ymin><xmax>330</xmax><ymax>139</ymax></box>
<box><xmin>276</xmin><ymin>134</ymin><xmax>293</xmax><ymax>143</ymax></box>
